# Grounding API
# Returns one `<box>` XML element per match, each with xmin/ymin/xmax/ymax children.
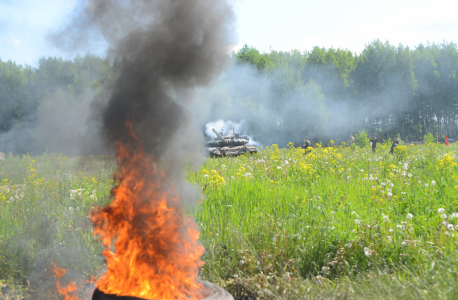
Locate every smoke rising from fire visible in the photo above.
<box><xmin>53</xmin><ymin>0</ymin><xmax>235</xmax><ymax>159</ymax></box>
<box><xmin>49</xmin><ymin>0</ymin><xmax>237</xmax><ymax>201</ymax></box>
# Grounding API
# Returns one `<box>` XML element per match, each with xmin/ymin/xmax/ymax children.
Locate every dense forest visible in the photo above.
<box><xmin>1</xmin><ymin>39</ymin><xmax>458</xmax><ymax>151</ymax></box>
<box><xmin>226</xmin><ymin>40</ymin><xmax>458</xmax><ymax>145</ymax></box>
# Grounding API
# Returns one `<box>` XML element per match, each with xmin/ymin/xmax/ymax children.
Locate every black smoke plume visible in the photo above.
<box><xmin>53</xmin><ymin>0</ymin><xmax>235</xmax><ymax>168</ymax></box>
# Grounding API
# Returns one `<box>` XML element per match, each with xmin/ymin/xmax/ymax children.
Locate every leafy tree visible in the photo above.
<box><xmin>0</xmin><ymin>60</ymin><xmax>34</xmax><ymax>131</ymax></box>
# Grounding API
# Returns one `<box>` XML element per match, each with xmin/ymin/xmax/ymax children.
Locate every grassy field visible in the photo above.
<box><xmin>1</xmin><ymin>141</ymin><xmax>458</xmax><ymax>299</ymax></box>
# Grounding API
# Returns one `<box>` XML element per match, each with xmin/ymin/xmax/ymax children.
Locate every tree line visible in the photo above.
<box><xmin>1</xmin><ymin>40</ymin><xmax>457</xmax><ymax>150</ymax></box>
<box><xmin>232</xmin><ymin>40</ymin><xmax>458</xmax><ymax>145</ymax></box>
<box><xmin>0</xmin><ymin>54</ymin><xmax>113</xmax><ymax>133</ymax></box>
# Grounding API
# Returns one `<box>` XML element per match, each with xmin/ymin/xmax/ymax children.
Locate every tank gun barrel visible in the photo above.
<box><xmin>212</xmin><ymin>128</ymin><xmax>228</xmax><ymax>145</ymax></box>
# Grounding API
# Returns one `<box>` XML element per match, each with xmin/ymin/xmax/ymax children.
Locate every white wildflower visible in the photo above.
<box><xmin>389</xmin><ymin>228</ymin><xmax>394</xmax><ymax>233</ymax></box>
<box><xmin>407</xmin><ymin>213</ymin><xmax>413</xmax><ymax>219</ymax></box>
<box><xmin>441</xmin><ymin>214</ymin><xmax>447</xmax><ymax>219</ymax></box>
<box><xmin>277</xmin><ymin>166</ymin><xmax>282</xmax><ymax>170</ymax></box>
<box><xmin>388</xmin><ymin>192</ymin><xmax>393</xmax><ymax>197</ymax></box>
<box><xmin>355</xmin><ymin>219</ymin><xmax>361</xmax><ymax>225</ymax></box>
<box><xmin>408</xmin><ymin>173</ymin><xmax>412</xmax><ymax>177</ymax></box>
<box><xmin>401</xmin><ymin>241</ymin><xmax>408</xmax><ymax>247</ymax></box>
<box><xmin>447</xmin><ymin>224</ymin><xmax>455</xmax><ymax>231</ymax></box>
<box><xmin>383</xmin><ymin>215</ymin><xmax>389</xmax><ymax>221</ymax></box>
<box><xmin>204</xmin><ymin>174</ymin><xmax>209</xmax><ymax>178</ymax></box>
<box><xmin>431</xmin><ymin>180</ymin><xmax>436</xmax><ymax>186</ymax></box>
<box><xmin>438</xmin><ymin>208</ymin><xmax>445</xmax><ymax>213</ymax></box>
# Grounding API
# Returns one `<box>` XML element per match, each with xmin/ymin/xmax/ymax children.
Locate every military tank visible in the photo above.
<box><xmin>207</xmin><ymin>128</ymin><xmax>259</xmax><ymax>158</ymax></box>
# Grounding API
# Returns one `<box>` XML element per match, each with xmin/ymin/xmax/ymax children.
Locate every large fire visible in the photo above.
<box><xmin>54</xmin><ymin>122</ymin><xmax>207</xmax><ymax>299</ymax></box>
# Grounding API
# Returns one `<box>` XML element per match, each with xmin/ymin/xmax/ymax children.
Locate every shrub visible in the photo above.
<box><xmin>355</xmin><ymin>130</ymin><xmax>370</xmax><ymax>148</ymax></box>
<box><xmin>424</xmin><ymin>132</ymin><xmax>435</xmax><ymax>145</ymax></box>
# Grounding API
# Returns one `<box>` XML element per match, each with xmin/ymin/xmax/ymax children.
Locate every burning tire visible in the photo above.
<box><xmin>92</xmin><ymin>281</ymin><xmax>234</xmax><ymax>300</ymax></box>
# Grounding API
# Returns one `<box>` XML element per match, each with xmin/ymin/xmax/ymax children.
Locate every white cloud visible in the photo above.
<box><xmin>285</xmin><ymin>0</ymin><xmax>458</xmax><ymax>54</ymax></box>
<box><xmin>6</xmin><ymin>38</ymin><xmax>21</xmax><ymax>45</ymax></box>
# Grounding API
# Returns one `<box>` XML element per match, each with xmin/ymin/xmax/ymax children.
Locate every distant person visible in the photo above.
<box><xmin>390</xmin><ymin>134</ymin><xmax>400</xmax><ymax>154</ymax></box>
<box><xmin>349</xmin><ymin>134</ymin><xmax>356</xmax><ymax>150</ymax></box>
<box><xmin>302</xmin><ymin>136</ymin><xmax>311</xmax><ymax>153</ymax></box>
<box><xmin>445</xmin><ymin>136</ymin><xmax>450</xmax><ymax>146</ymax></box>
<box><xmin>370</xmin><ymin>134</ymin><xmax>377</xmax><ymax>153</ymax></box>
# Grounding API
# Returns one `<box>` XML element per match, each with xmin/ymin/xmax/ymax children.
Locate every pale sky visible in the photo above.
<box><xmin>1</xmin><ymin>0</ymin><xmax>457</xmax><ymax>67</ymax></box>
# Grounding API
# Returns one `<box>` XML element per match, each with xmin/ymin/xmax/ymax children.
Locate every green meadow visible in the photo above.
<box><xmin>1</xmin><ymin>141</ymin><xmax>458</xmax><ymax>299</ymax></box>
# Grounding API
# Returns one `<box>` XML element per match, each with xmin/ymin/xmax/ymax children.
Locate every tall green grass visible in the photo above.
<box><xmin>188</xmin><ymin>142</ymin><xmax>458</xmax><ymax>298</ymax></box>
<box><xmin>0</xmin><ymin>142</ymin><xmax>457</xmax><ymax>299</ymax></box>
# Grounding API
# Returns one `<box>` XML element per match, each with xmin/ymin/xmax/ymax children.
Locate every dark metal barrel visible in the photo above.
<box><xmin>92</xmin><ymin>281</ymin><xmax>233</xmax><ymax>300</ymax></box>
<box><xmin>211</xmin><ymin>128</ymin><xmax>228</xmax><ymax>145</ymax></box>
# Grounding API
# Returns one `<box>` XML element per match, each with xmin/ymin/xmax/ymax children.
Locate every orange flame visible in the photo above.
<box><xmin>90</xmin><ymin>122</ymin><xmax>207</xmax><ymax>299</ymax></box>
<box><xmin>52</xmin><ymin>264</ymin><xmax>82</xmax><ymax>300</ymax></box>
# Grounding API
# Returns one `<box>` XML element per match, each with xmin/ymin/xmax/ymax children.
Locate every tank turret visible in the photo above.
<box><xmin>212</xmin><ymin>128</ymin><xmax>228</xmax><ymax>145</ymax></box>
